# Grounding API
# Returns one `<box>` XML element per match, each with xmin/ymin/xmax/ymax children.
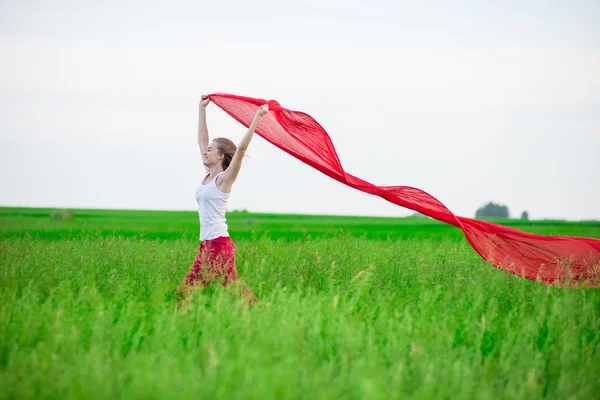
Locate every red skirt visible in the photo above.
<box><xmin>184</xmin><ymin>236</ymin><xmax>240</xmax><ymax>288</ymax></box>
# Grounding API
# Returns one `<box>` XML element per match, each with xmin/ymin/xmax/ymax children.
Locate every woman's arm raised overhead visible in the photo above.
<box><xmin>218</xmin><ymin>104</ymin><xmax>269</xmax><ymax>192</ymax></box>
<box><xmin>198</xmin><ymin>96</ymin><xmax>211</xmax><ymax>170</ymax></box>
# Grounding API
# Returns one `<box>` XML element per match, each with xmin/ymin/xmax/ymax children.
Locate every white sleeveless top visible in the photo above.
<box><xmin>196</xmin><ymin>171</ymin><xmax>230</xmax><ymax>241</ymax></box>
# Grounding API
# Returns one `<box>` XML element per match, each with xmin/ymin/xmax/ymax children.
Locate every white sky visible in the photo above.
<box><xmin>1</xmin><ymin>0</ymin><xmax>599</xmax><ymax>220</ymax></box>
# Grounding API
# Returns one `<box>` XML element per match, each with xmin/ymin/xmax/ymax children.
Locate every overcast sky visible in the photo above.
<box><xmin>1</xmin><ymin>0</ymin><xmax>599</xmax><ymax>220</ymax></box>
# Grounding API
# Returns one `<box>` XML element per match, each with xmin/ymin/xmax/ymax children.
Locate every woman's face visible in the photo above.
<box><xmin>203</xmin><ymin>142</ymin><xmax>223</xmax><ymax>166</ymax></box>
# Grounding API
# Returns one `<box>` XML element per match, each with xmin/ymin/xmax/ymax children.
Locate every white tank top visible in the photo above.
<box><xmin>196</xmin><ymin>171</ymin><xmax>230</xmax><ymax>241</ymax></box>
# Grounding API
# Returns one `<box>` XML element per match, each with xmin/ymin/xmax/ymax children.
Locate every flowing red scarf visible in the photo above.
<box><xmin>207</xmin><ymin>93</ymin><xmax>600</xmax><ymax>287</ymax></box>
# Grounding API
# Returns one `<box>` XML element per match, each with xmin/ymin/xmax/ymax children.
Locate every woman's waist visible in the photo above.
<box><xmin>200</xmin><ymin>215</ymin><xmax>228</xmax><ymax>224</ymax></box>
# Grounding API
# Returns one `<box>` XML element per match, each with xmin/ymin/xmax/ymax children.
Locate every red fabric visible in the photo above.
<box><xmin>184</xmin><ymin>236</ymin><xmax>239</xmax><ymax>287</ymax></box>
<box><xmin>181</xmin><ymin>236</ymin><xmax>257</xmax><ymax>305</ymax></box>
<box><xmin>206</xmin><ymin>92</ymin><xmax>600</xmax><ymax>287</ymax></box>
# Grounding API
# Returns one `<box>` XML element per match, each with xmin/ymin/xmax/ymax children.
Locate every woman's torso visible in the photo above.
<box><xmin>196</xmin><ymin>171</ymin><xmax>230</xmax><ymax>241</ymax></box>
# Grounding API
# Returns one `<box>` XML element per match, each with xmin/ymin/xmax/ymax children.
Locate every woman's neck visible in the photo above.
<box><xmin>207</xmin><ymin>165</ymin><xmax>224</xmax><ymax>177</ymax></box>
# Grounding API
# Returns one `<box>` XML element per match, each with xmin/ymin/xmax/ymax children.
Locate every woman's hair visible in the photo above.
<box><xmin>212</xmin><ymin>137</ymin><xmax>237</xmax><ymax>170</ymax></box>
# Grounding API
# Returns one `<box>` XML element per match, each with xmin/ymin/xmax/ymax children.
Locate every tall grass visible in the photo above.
<box><xmin>1</xmin><ymin>234</ymin><xmax>599</xmax><ymax>399</ymax></box>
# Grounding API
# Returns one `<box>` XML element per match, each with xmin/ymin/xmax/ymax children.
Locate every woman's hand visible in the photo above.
<box><xmin>256</xmin><ymin>104</ymin><xmax>269</xmax><ymax>118</ymax></box>
<box><xmin>199</xmin><ymin>95</ymin><xmax>211</xmax><ymax>108</ymax></box>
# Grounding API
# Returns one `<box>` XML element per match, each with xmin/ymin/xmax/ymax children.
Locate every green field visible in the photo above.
<box><xmin>1</xmin><ymin>207</ymin><xmax>599</xmax><ymax>399</ymax></box>
<box><xmin>2</xmin><ymin>207</ymin><xmax>599</xmax><ymax>241</ymax></box>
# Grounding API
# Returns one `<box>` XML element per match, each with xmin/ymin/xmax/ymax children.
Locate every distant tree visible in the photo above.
<box><xmin>51</xmin><ymin>209</ymin><xmax>74</xmax><ymax>220</ymax></box>
<box><xmin>520</xmin><ymin>211</ymin><xmax>529</xmax><ymax>220</ymax></box>
<box><xmin>475</xmin><ymin>202</ymin><xmax>510</xmax><ymax>219</ymax></box>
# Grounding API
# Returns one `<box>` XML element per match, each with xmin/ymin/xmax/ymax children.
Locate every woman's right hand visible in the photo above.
<box><xmin>199</xmin><ymin>95</ymin><xmax>211</xmax><ymax>108</ymax></box>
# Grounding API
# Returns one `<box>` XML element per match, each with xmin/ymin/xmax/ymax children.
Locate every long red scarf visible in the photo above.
<box><xmin>207</xmin><ymin>93</ymin><xmax>600</xmax><ymax>286</ymax></box>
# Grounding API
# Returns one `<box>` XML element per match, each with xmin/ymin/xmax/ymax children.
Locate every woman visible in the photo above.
<box><xmin>176</xmin><ymin>95</ymin><xmax>268</xmax><ymax>305</ymax></box>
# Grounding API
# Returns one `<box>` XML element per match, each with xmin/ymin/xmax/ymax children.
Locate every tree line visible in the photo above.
<box><xmin>475</xmin><ymin>202</ymin><xmax>528</xmax><ymax>220</ymax></box>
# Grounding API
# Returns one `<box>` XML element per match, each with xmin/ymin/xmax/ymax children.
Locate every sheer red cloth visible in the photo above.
<box><xmin>207</xmin><ymin>93</ymin><xmax>600</xmax><ymax>286</ymax></box>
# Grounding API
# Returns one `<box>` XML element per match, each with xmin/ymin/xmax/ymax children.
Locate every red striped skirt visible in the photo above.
<box><xmin>184</xmin><ymin>236</ymin><xmax>240</xmax><ymax>288</ymax></box>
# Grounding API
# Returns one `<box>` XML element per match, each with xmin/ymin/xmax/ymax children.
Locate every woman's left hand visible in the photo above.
<box><xmin>256</xmin><ymin>104</ymin><xmax>269</xmax><ymax>118</ymax></box>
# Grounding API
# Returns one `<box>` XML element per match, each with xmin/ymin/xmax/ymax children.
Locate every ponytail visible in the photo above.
<box><xmin>213</xmin><ymin>137</ymin><xmax>237</xmax><ymax>170</ymax></box>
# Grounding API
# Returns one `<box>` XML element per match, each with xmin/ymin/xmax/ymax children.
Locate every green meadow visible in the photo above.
<box><xmin>1</xmin><ymin>207</ymin><xmax>599</xmax><ymax>399</ymax></box>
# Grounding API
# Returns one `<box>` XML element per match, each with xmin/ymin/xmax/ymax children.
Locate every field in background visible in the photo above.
<box><xmin>1</xmin><ymin>207</ymin><xmax>599</xmax><ymax>399</ymax></box>
<box><xmin>1</xmin><ymin>207</ymin><xmax>599</xmax><ymax>241</ymax></box>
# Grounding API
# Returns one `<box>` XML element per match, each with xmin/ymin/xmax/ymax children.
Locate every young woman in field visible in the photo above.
<box><xmin>176</xmin><ymin>95</ymin><xmax>268</xmax><ymax>305</ymax></box>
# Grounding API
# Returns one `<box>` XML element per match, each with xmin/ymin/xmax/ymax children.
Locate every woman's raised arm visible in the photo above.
<box><xmin>198</xmin><ymin>96</ymin><xmax>211</xmax><ymax>157</ymax></box>
<box><xmin>219</xmin><ymin>104</ymin><xmax>269</xmax><ymax>192</ymax></box>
